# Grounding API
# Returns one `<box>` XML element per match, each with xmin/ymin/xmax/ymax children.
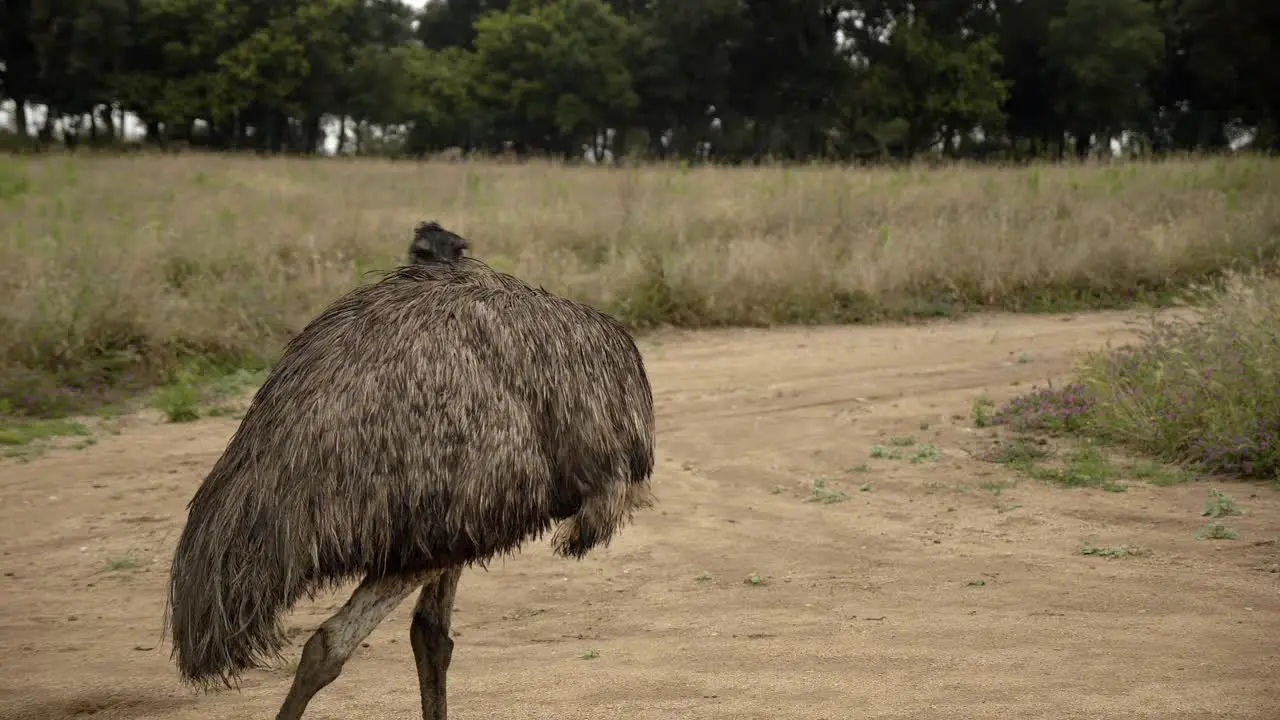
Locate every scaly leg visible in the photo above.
<box><xmin>275</xmin><ymin>571</ymin><xmax>428</xmax><ymax>720</ymax></box>
<box><xmin>410</xmin><ymin>566</ymin><xmax>463</xmax><ymax>720</ymax></box>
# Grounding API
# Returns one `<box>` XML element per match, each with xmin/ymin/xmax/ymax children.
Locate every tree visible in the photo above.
<box><xmin>471</xmin><ymin>0</ymin><xmax>639</xmax><ymax>158</ymax></box>
<box><xmin>1179</xmin><ymin>0</ymin><xmax>1280</xmax><ymax>150</ymax></box>
<box><xmin>1</xmin><ymin>0</ymin><xmax>38</xmax><ymax>139</ymax></box>
<box><xmin>847</xmin><ymin>12</ymin><xmax>1008</xmax><ymax>158</ymax></box>
<box><xmin>627</xmin><ymin>0</ymin><xmax>748</xmax><ymax>159</ymax></box>
<box><xmin>1044</xmin><ymin>0</ymin><xmax>1165</xmax><ymax>157</ymax></box>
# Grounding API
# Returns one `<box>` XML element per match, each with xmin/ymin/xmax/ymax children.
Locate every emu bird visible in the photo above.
<box><xmin>165</xmin><ymin>221</ymin><xmax>656</xmax><ymax>720</ymax></box>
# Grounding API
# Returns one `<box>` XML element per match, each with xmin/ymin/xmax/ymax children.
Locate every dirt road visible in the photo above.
<box><xmin>1</xmin><ymin>310</ymin><xmax>1277</xmax><ymax>720</ymax></box>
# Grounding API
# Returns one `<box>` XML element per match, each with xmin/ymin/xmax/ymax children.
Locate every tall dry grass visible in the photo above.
<box><xmin>0</xmin><ymin>152</ymin><xmax>1277</xmax><ymax>416</ymax></box>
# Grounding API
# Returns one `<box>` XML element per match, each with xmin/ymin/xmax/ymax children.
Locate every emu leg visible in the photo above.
<box><xmin>275</xmin><ymin>572</ymin><xmax>424</xmax><ymax>720</ymax></box>
<box><xmin>410</xmin><ymin>566</ymin><xmax>463</xmax><ymax>720</ymax></box>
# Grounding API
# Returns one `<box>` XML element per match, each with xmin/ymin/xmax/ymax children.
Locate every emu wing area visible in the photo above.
<box><xmin>191</xmin><ymin>266</ymin><xmax>653</xmax><ymax>582</ymax></box>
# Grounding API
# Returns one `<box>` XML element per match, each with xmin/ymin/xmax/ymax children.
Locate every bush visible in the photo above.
<box><xmin>996</xmin><ymin>271</ymin><xmax>1280</xmax><ymax>480</ymax></box>
<box><xmin>1078</xmin><ymin>273</ymin><xmax>1280</xmax><ymax>478</ymax></box>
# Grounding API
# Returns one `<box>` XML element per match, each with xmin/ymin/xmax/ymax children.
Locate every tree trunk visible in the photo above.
<box><xmin>303</xmin><ymin>112</ymin><xmax>323</xmax><ymax>154</ymax></box>
<box><xmin>12</xmin><ymin>98</ymin><xmax>30</xmax><ymax>139</ymax></box>
<box><xmin>38</xmin><ymin>109</ymin><xmax>56</xmax><ymax>143</ymax></box>
<box><xmin>98</xmin><ymin>104</ymin><xmax>116</xmax><ymax>140</ymax></box>
<box><xmin>1073</xmin><ymin>130</ymin><xmax>1090</xmax><ymax>160</ymax></box>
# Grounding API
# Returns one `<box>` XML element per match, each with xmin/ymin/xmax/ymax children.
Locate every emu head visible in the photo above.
<box><xmin>408</xmin><ymin>221</ymin><xmax>469</xmax><ymax>265</ymax></box>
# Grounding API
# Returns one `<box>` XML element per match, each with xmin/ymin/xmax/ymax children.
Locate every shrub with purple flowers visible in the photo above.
<box><xmin>990</xmin><ymin>382</ymin><xmax>1096</xmax><ymax>433</ymax></box>
<box><xmin>1064</xmin><ymin>272</ymin><xmax>1280</xmax><ymax>480</ymax></box>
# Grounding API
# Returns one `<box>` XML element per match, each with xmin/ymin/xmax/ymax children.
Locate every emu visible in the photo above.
<box><xmin>165</xmin><ymin>221</ymin><xmax>656</xmax><ymax>720</ymax></box>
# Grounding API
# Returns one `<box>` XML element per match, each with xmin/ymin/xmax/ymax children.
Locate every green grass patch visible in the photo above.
<box><xmin>1026</xmin><ymin>446</ymin><xmax>1127</xmax><ymax>492</ymax></box>
<box><xmin>1127</xmin><ymin>459</ymin><xmax>1195</xmax><ymax>486</ymax></box>
<box><xmin>150</xmin><ymin>364</ymin><xmax>267</xmax><ymax>424</ymax></box>
<box><xmin>0</xmin><ymin>417</ymin><xmax>91</xmax><ymax>446</ymax></box>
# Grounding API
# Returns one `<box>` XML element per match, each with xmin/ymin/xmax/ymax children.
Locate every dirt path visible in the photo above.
<box><xmin>1</xmin><ymin>310</ymin><xmax>1277</xmax><ymax>720</ymax></box>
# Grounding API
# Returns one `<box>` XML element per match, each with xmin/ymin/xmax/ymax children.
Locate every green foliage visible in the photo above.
<box><xmin>1</xmin><ymin>0</ymin><xmax>1274</xmax><ymax>158</ymax></box>
<box><xmin>1046</xmin><ymin>0</ymin><xmax>1166</xmax><ymax>148</ymax></box>
<box><xmin>472</xmin><ymin>0</ymin><xmax>639</xmax><ymax>154</ymax></box>
<box><xmin>858</xmin><ymin>17</ymin><xmax>1009</xmax><ymax>156</ymax></box>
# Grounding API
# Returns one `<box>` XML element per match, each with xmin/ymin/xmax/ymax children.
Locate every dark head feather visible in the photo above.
<box><xmin>408</xmin><ymin>221</ymin><xmax>469</xmax><ymax>265</ymax></box>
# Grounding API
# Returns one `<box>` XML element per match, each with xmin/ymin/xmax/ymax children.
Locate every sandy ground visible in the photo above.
<box><xmin>1</xmin><ymin>310</ymin><xmax>1278</xmax><ymax>720</ymax></box>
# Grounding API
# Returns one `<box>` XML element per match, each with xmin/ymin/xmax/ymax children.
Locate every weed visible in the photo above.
<box><xmin>693</xmin><ymin>571</ymin><xmax>712</xmax><ymax>582</ymax></box>
<box><xmin>1027</xmin><ymin>446</ymin><xmax>1127</xmax><ymax>492</ymax></box>
<box><xmin>808</xmin><ymin>479</ymin><xmax>850</xmax><ymax>504</ymax></box>
<box><xmin>150</xmin><ymin>365</ymin><xmax>267</xmax><ymax>423</ymax></box>
<box><xmin>1195</xmin><ymin>521</ymin><xmax>1240</xmax><ymax>541</ymax></box>
<box><xmin>1201</xmin><ymin>488</ymin><xmax>1242</xmax><ymax>518</ymax></box>
<box><xmin>102</xmin><ymin>555</ymin><xmax>142</xmax><ymax>572</ymax></box>
<box><xmin>849</xmin><ymin>463</ymin><xmax>872</xmax><ymax>473</ymax></box>
<box><xmin>580</xmin><ymin>649</ymin><xmax>600</xmax><ymax>660</ymax></box>
<box><xmin>980</xmin><ymin>480</ymin><xmax>1013</xmax><ymax>494</ymax></box>
<box><xmin>870</xmin><ymin>445</ymin><xmax>903</xmax><ymax>459</ymax></box>
<box><xmin>1128</xmin><ymin>460</ymin><xmax>1193</xmax><ymax>486</ymax></box>
<box><xmin>888</xmin><ymin>435</ymin><xmax>916</xmax><ymax>447</ymax></box>
<box><xmin>981</xmin><ymin>438</ymin><xmax>1052</xmax><ymax>468</ymax></box>
<box><xmin>909</xmin><ymin>443</ymin><xmax>943</xmax><ymax>464</ymax></box>
<box><xmin>153</xmin><ymin>380</ymin><xmax>202</xmax><ymax>423</ymax></box>
<box><xmin>745</xmin><ymin>572</ymin><xmax>768</xmax><ymax>586</ymax></box>
<box><xmin>972</xmin><ymin>396</ymin><xmax>997</xmax><ymax>428</ymax></box>
<box><xmin>1079</xmin><ymin>544</ymin><xmax>1148</xmax><ymax>559</ymax></box>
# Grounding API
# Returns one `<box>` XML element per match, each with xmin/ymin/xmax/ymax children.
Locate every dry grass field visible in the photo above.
<box><xmin>0</xmin><ymin>153</ymin><xmax>1277</xmax><ymax>415</ymax></box>
<box><xmin>0</xmin><ymin>153</ymin><xmax>1278</xmax><ymax>719</ymax></box>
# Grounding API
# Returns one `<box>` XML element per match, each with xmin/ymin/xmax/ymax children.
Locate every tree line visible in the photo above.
<box><xmin>1</xmin><ymin>0</ymin><xmax>1276</xmax><ymax>162</ymax></box>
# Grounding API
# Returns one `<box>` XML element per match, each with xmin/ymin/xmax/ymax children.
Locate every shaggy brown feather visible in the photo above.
<box><xmin>164</xmin><ymin>255</ymin><xmax>655</xmax><ymax>689</ymax></box>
